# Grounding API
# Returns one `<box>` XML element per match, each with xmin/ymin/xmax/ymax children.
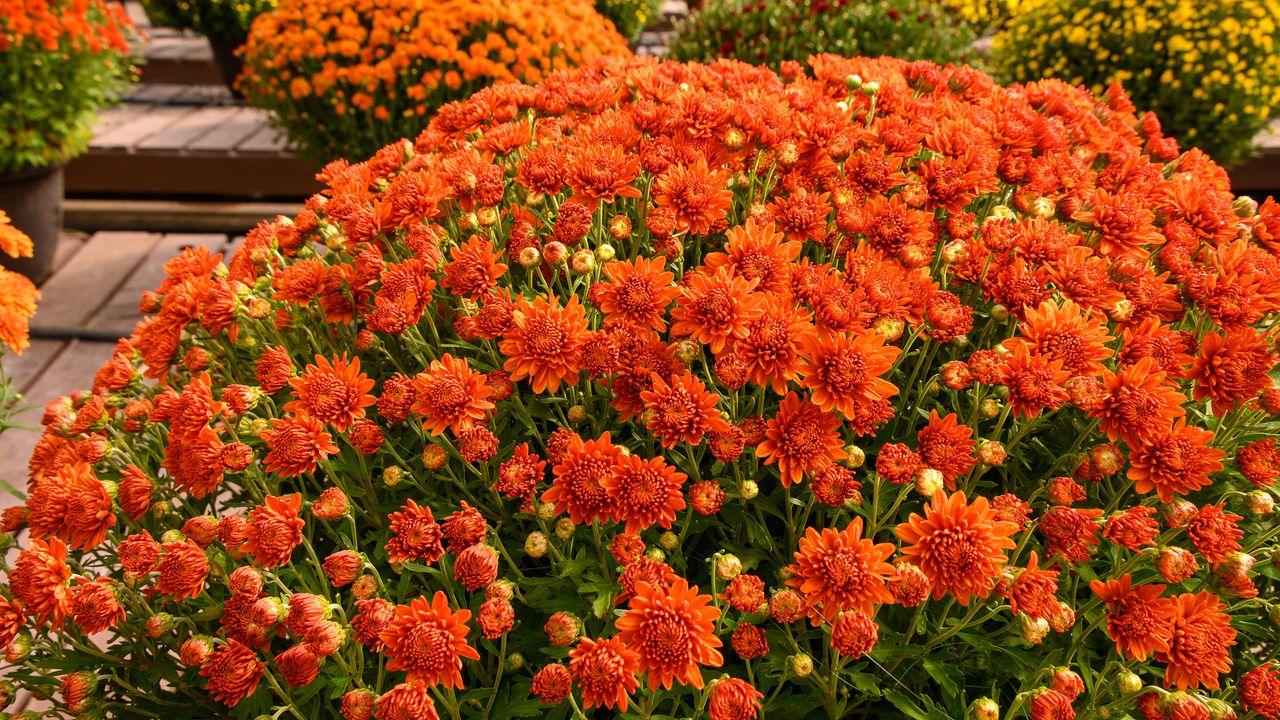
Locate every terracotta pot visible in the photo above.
<box><xmin>208</xmin><ymin>33</ymin><xmax>248</xmax><ymax>98</ymax></box>
<box><xmin>0</xmin><ymin>164</ymin><xmax>63</xmax><ymax>284</ymax></box>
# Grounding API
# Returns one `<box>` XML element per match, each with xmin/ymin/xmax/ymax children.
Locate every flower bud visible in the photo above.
<box><xmin>595</xmin><ymin>243</ymin><xmax>616</xmax><ymax>262</ymax></box>
<box><xmin>506</xmin><ymin>653</ymin><xmax>525</xmax><ymax>671</ymax></box>
<box><xmin>486</xmin><ymin>579</ymin><xmax>514</xmax><ymax>601</ymax></box>
<box><xmin>1156</xmin><ymin>546</ymin><xmax>1199</xmax><ymax>583</ymax></box>
<box><xmin>146</xmin><ymin>613</ymin><xmax>175</xmax><ymax>637</ymax></box>
<box><xmin>477</xmin><ymin>206</ymin><xmax>499</xmax><ymax>227</ymax></box>
<box><xmin>543</xmin><ymin>241</ymin><xmax>568</xmax><ymax>265</ymax></box>
<box><xmin>567</xmin><ymin>405</ymin><xmax>586</xmax><ymax>422</ymax></box>
<box><xmin>1088</xmin><ymin>444</ymin><xmax>1123</xmax><ymax>475</ymax></box>
<box><xmin>645</xmin><ymin>547</ymin><xmax>666</xmax><ymax>563</ymax></box>
<box><xmin>657</xmin><ymin>531</ymin><xmax>679</xmax><ymax>551</ymax></box>
<box><xmin>1116</xmin><ymin>671</ymin><xmax>1143</xmax><ymax>695</ymax></box>
<box><xmin>608</xmin><ymin>215</ymin><xmax>632</xmax><ymax>240</ymax></box>
<box><xmin>554</xmin><ymin>517</ymin><xmax>575</xmax><ymax>541</ymax></box>
<box><xmin>544</xmin><ymin>611</ymin><xmax>581</xmax><ymax>647</ymax></box>
<box><xmin>715</xmin><ymin>554</ymin><xmax>742</xmax><ymax>580</ymax></box>
<box><xmin>422</xmin><ymin>445</ymin><xmax>447</xmax><ymax>470</ymax></box>
<box><xmin>570</xmin><ymin>249</ymin><xmax>595</xmax><ymax>274</ymax></box>
<box><xmin>862</xmin><ymin>81</ymin><xmax>880</xmax><ymax>95</ymax></box>
<box><xmin>940</xmin><ymin>361</ymin><xmax>973</xmax><ymax>390</ymax></box>
<box><xmin>251</xmin><ymin>597</ymin><xmax>286</xmax><ymax>627</ymax></box>
<box><xmin>350</xmin><ymin>575</ymin><xmax>378</xmax><ymax>600</ymax></box>
<box><xmin>1246</xmin><ymin>490</ymin><xmax>1274</xmax><ymax>515</ymax></box>
<box><xmin>976</xmin><ymin>440</ymin><xmax>1006</xmax><ymax>466</ymax></box>
<box><xmin>843</xmin><ymin>445</ymin><xmax>866</xmax><ymax>469</ymax></box>
<box><xmin>914</xmin><ymin>468</ymin><xmax>945</xmax><ymax>497</ymax></box>
<box><xmin>941</xmin><ymin>240</ymin><xmax>969</xmax><ymax>264</ymax></box>
<box><xmin>340</xmin><ymin>689</ymin><xmax>376</xmax><ymax>720</ymax></box>
<box><xmin>790</xmin><ymin>653</ymin><xmax>814</xmax><ymax>677</ymax></box>
<box><xmin>1018</xmin><ymin>615</ymin><xmax>1050</xmax><ymax>644</ymax></box>
<box><xmin>979</xmin><ymin>398</ymin><xmax>1001</xmax><ymax>419</ymax></box>
<box><xmin>535</xmin><ymin>502</ymin><xmax>557</xmax><ymax>521</ymax></box>
<box><xmin>517</xmin><ymin>246</ymin><xmax>541</xmax><ymax>268</ymax></box>
<box><xmin>518</xmin><ymin>532</ymin><xmax>547</xmax><ymax>561</ymax></box>
<box><xmin>180</xmin><ymin>636</ymin><xmax>214</xmax><ymax>666</ymax></box>
<box><xmin>673</xmin><ymin>339</ymin><xmax>700</xmax><ymax>364</ymax></box>
<box><xmin>1162</xmin><ymin>499</ymin><xmax>1198</xmax><ymax>528</ymax></box>
<box><xmin>872</xmin><ymin>316</ymin><xmax>904</xmax><ymax>341</ymax></box>
<box><xmin>739</xmin><ymin>479</ymin><xmax>759</xmax><ymax>500</ymax></box>
<box><xmin>1048</xmin><ymin>602</ymin><xmax>1076</xmax><ymax>633</ymax></box>
<box><xmin>5</xmin><ymin>635</ymin><xmax>32</xmax><ymax>663</ymax></box>
<box><xmin>989</xmin><ymin>304</ymin><xmax>1010</xmax><ymax>321</ymax></box>
<box><xmin>844</xmin><ymin>74</ymin><xmax>863</xmax><ymax>90</ymax></box>
<box><xmin>969</xmin><ymin>697</ymin><xmax>999</xmax><ymax>720</ymax></box>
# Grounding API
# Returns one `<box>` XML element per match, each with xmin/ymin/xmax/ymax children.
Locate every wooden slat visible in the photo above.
<box><xmin>92</xmin><ymin>105</ymin><xmax>194</xmax><ymax>150</ymax></box>
<box><xmin>0</xmin><ymin>341</ymin><xmax>118</xmax><ymax>501</ymax></box>
<box><xmin>30</xmin><ymin>232</ymin><xmax>162</xmax><ymax>329</ymax></box>
<box><xmin>1</xmin><ymin>339</ymin><xmax>67</xmax><ymax>394</ymax></box>
<box><xmin>185</xmin><ymin>107</ymin><xmax>268</xmax><ymax>151</ymax></box>
<box><xmin>86</xmin><ymin>233</ymin><xmax>229</xmax><ymax>333</ymax></box>
<box><xmin>66</xmin><ymin>153</ymin><xmax>322</xmax><ymax>199</ymax></box>
<box><xmin>236</xmin><ymin>123</ymin><xmax>292</xmax><ymax>154</ymax></box>
<box><xmin>89</xmin><ymin>102</ymin><xmax>152</xmax><ymax>137</ymax></box>
<box><xmin>136</xmin><ymin>106</ymin><xmax>241</xmax><ymax>152</ymax></box>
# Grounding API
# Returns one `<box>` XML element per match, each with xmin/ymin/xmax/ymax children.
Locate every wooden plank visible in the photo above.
<box><xmin>89</xmin><ymin>102</ymin><xmax>152</xmax><ymax>137</ymax></box>
<box><xmin>1</xmin><ymin>339</ymin><xmax>67</xmax><ymax>394</ymax></box>
<box><xmin>186</xmin><ymin>107</ymin><xmax>266</xmax><ymax>151</ymax></box>
<box><xmin>0</xmin><ymin>341</ymin><xmax>117</xmax><ymax>500</ymax></box>
<box><xmin>236</xmin><ymin>123</ymin><xmax>292</xmax><ymax>154</ymax></box>
<box><xmin>30</xmin><ymin>232</ymin><xmax>162</xmax><ymax>329</ymax></box>
<box><xmin>51</xmin><ymin>232</ymin><xmax>89</xmax><ymax>273</ymax></box>
<box><xmin>136</xmin><ymin>106</ymin><xmax>242</xmax><ymax>152</ymax></box>
<box><xmin>66</xmin><ymin>153</ymin><xmax>322</xmax><ymax>199</ymax></box>
<box><xmin>145</xmin><ymin>36</ymin><xmax>195</xmax><ymax>60</ymax></box>
<box><xmin>86</xmin><ymin>233</ymin><xmax>229</xmax><ymax>334</ymax></box>
<box><xmin>92</xmin><ymin>105</ymin><xmax>194</xmax><ymax>150</ymax></box>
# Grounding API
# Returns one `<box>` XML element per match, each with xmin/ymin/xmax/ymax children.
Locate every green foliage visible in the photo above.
<box><xmin>668</xmin><ymin>0</ymin><xmax>976</xmax><ymax>70</ymax></box>
<box><xmin>991</xmin><ymin>0</ymin><xmax>1280</xmax><ymax>166</ymax></box>
<box><xmin>596</xmin><ymin>0</ymin><xmax>664</xmax><ymax>41</ymax></box>
<box><xmin>0</xmin><ymin>2</ymin><xmax>136</xmax><ymax>174</ymax></box>
<box><xmin>138</xmin><ymin>0</ymin><xmax>276</xmax><ymax>38</ymax></box>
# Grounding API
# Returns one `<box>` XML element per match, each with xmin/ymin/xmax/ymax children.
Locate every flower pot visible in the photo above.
<box><xmin>0</xmin><ymin>164</ymin><xmax>63</xmax><ymax>284</ymax></box>
<box><xmin>208</xmin><ymin>33</ymin><xmax>248</xmax><ymax>98</ymax></box>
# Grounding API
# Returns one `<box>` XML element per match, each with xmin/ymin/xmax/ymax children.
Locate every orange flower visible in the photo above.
<box><xmin>500</xmin><ymin>294</ymin><xmax>589</xmax><ymax>394</ymax></box>
<box><xmin>380</xmin><ymin>592</ymin><xmax>480</xmax><ymax>689</ymax></box>
<box><xmin>25</xmin><ymin>461</ymin><xmax>115</xmax><ymax>551</ymax></box>
<box><xmin>440</xmin><ymin>235</ymin><xmax>508</xmax><ymax>299</ymax></box>
<box><xmin>734</xmin><ymin>295</ymin><xmax>815</xmax><ymax>393</ymax></box>
<box><xmin>757</xmin><ymin>392</ymin><xmax>847</xmax><ymax>488</ymax></box>
<box><xmin>1007</xmin><ymin>298</ymin><xmax>1114</xmax><ymax>377</ymax></box>
<box><xmin>9</xmin><ymin>537</ymin><xmax>72</xmax><ymax>629</ymax></box>
<box><xmin>1189</xmin><ymin>328</ymin><xmax>1277</xmax><ymax>416</ymax></box>
<box><xmin>1090</xmin><ymin>357</ymin><xmax>1187</xmax><ymax>447</ymax></box>
<box><xmin>798</xmin><ymin>330</ymin><xmax>900</xmax><ymax>421</ymax></box>
<box><xmin>1088</xmin><ymin>574</ymin><xmax>1174</xmax><ymax>661</ymax></box>
<box><xmin>199</xmin><ymin>640</ymin><xmax>265</xmax><ymax>707</ymax></box>
<box><xmin>595</xmin><ymin>256</ymin><xmax>679</xmax><ymax>332</ymax></box>
<box><xmin>785</xmin><ymin>518</ymin><xmax>896</xmax><ymax>622</ymax></box>
<box><xmin>565</xmin><ymin>144</ymin><xmax>643</xmax><ymax>209</ymax></box>
<box><xmin>410</xmin><ymin>354</ymin><xmax>495</xmax><ymax>436</ymax></box>
<box><xmin>0</xmin><ymin>267</ymin><xmax>39</xmax><ymax>355</ymax></box>
<box><xmin>1156</xmin><ymin>592</ymin><xmax>1237</xmax><ymax>690</ymax></box>
<box><xmin>639</xmin><ymin>371</ymin><xmax>731</xmax><ymax>448</ymax></box>
<box><xmin>604</xmin><ymin>453</ymin><xmax>687</xmax><ymax>534</ymax></box>
<box><xmin>568</xmin><ymin>636</ymin><xmax>641</xmax><ymax>711</ymax></box>
<box><xmin>284</xmin><ymin>354</ymin><xmax>376</xmax><ymax>431</ymax></box>
<box><xmin>702</xmin><ymin>219</ymin><xmax>802</xmax><ymax>294</ymax></box>
<box><xmin>155</xmin><ymin>540</ymin><xmax>210</xmax><ymax>600</ymax></box>
<box><xmin>915</xmin><ymin>411</ymin><xmax>976</xmax><ymax>487</ymax></box>
<box><xmin>386</xmin><ymin>499</ymin><xmax>444</xmax><ymax>565</ymax></box>
<box><xmin>895</xmin><ymin>491</ymin><xmax>1018</xmax><ymax>605</ymax></box>
<box><xmin>242</xmin><ymin>494</ymin><xmax>305</xmax><ymax>569</ymax></box>
<box><xmin>615</xmin><ymin>578</ymin><xmax>723</xmax><ymax>690</ymax></box>
<box><xmin>374</xmin><ymin>681</ymin><xmax>439</xmax><ymax>720</ymax></box>
<box><xmin>0</xmin><ymin>596</ymin><xmax>25</xmax><ymax>647</ymax></box>
<box><xmin>999</xmin><ymin>343</ymin><xmax>1070</xmax><ymax>418</ymax></box>
<box><xmin>652</xmin><ymin>157</ymin><xmax>733</xmax><ymax>236</ymax></box>
<box><xmin>0</xmin><ymin>210</ymin><xmax>34</xmax><ymax>259</ymax></box>
<box><xmin>670</xmin><ymin>266</ymin><xmax>764</xmax><ymax>353</ymax></box>
<box><xmin>1006</xmin><ymin>552</ymin><xmax>1059</xmax><ymax>621</ymax></box>
<box><xmin>1126</xmin><ymin>419</ymin><xmax>1225</xmax><ymax>502</ymax></box>
<box><xmin>261</xmin><ymin>415</ymin><xmax>339</xmax><ymax>477</ymax></box>
<box><xmin>543</xmin><ymin>432</ymin><xmax>622</xmax><ymax>525</ymax></box>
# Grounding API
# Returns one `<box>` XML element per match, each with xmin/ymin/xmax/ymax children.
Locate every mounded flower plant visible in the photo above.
<box><xmin>4</xmin><ymin>54</ymin><xmax>1280</xmax><ymax>720</ymax></box>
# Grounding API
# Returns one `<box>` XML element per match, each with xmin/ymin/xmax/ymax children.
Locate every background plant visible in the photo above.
<box><xmin>3</xmin><ymin>54</ymin><xmax>1280</xmax><ymax>720</ymax></box>
<box><xmin>0</xmin><ymin>211</ymin><xmax>40</xmax><ymax>492</ymax></box>
<box><xmin>596</xmin><ymin>0</ymin><xmax>663</xmax><ymax>42</ymax></box>
<box><xmin>991</xmin><ymin>0</ymin><xmax>1280</xmax><ymax>167</ymax></box>
<box><xmin>238</xmin><ymin>0</ymin><xmax>630</xmax><ymax>164</ymax></box>
<box><xmin>0</xmin><ymin>0</ymin><xmax>135</xmax><ymax>174</ymax></box>
<box><xmin>137</xmin><ymin>0</ymin><xmax>275</xmax><ymax>39</ymax></box>
<box><xmin>668</xmin><ymin>0</ymin><xmax>975</xmax><ymax>69</ymax></box>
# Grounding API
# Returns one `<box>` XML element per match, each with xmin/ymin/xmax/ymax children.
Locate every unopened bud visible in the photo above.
<box><xmin>524</xmin><ymin>532</ymin><xmax>548</xmax><ymax>558</ymax></box>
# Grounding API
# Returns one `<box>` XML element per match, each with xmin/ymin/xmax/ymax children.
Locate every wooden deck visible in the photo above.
<box><xmin>0</xmin><ymin>232</ymin><xmax>235</xmax><ymax>503</ymax></box>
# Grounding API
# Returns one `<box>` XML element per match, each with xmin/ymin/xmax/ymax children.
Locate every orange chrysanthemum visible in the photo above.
<box><xmin>9</xmin><ymin>537</ymin><xmax>72</xmax><ymax>629</ymax></box>
<box><xmin>261</xmin><ymin>414</ymin><xmax>339</xmax><ymax>477</ymax></box>
<box><xmin>916</xmin><ymin>411</ymin><xmax>976</xmax><ymax>487</ymax></box>
<box><xmin>440</xmin><ymin>235</ymin><xmax>508</xmax><ymax>299</ymax></box>
<box><xmin>798</xmin><ymin>330</ymin><xmax>900</xmax><ymax>421</ymax></box>
<box><xmin>565</xmin><ymin>143</ymin><xmax>642</xmax><ymax>209</ymax></box>
<box><xmin>652</xmin><ymin>157</ymin><xmax>734</xmax><ymax>236</ymax></box>
<box><xmin>1006</xmin><ymin>552</ymin><xmax>1059</xmax><ymax>621</ymax></box>
<box><xmin>1000</xmin><ymin>342</ymin><xmax>1071</xmax><ymax>418</ymax></box>
<box><xmin>895</xmin><ymin>491</ymin><xmax>1018</xmax><ymax>605</ymax></box>
<box><xmin>596</xmin><ymin>256</ymin><xmax>679</xmax><ymax>332</ymax></box>
<box><xmin>26</xmin><ymin>461</ymin><xmax>116</xmax><ymax>551</ymax></box>
<box><xmin>242</xmin><ymin>494</ymin><xmax>305</xmax><ymax>569</ymax></box>
<box><xmin>410</xmin><ymin>354</ymin><xmax>495</xmax><ymax>436</ymax></box>
<box><xmin>284</xmin><ymin>354</ymin><xmax>376</xmax><ymax>431</ymax></box>
<box><xmin>500</xmin><ymin>294</ymin><xmax>590</xmax><ymax>393</ymax></box>
<box><xmin>785</xmin><ymin>518</ymin><xmax>896</xmax><ymax>622</ymax></box>
<box><xmin>0</xmin><ymin>267</ymin><xmax>39</xmax><ymax>355</ymax></box>
<box><xmin>1007</xmin><ymin>298</ymin><xmax>1114</xmax><ymax>377</ymax></box>
<box><xmin>568</xmin><ymin>636</ymin><xmax>642</xmax><ymax>711</ymax></box>
<box><xmin>1156</xmin><ymin>592</ymin><xmax>1237</xmax><ymax>690</ymax></box>
<box><xmin>1189</xmin><ymin>329</ymin><xmax>1277</xmax><ymax>416</ymax></box>
<box><xmin>757</xmin><ymin>392</ymin><xmax>847</xmax><ymax>488</ymax></box>
<box><xmin>1127</xmin><ymin>419</ymin><xmax>1225</xmax><ymax>502</ymax></box>
<box><xmin>615</xmin><ymin>578</ymin><xmax>723</xmax><ymax>690</ymax></box>
<box><xmin>379</xmin><ymin>591</ymin><xmax>480</xmax><ymax>689</ymax></box>
<box><xmin>199</xmin><ymin>639</ymin><xmax>265</xmax><ymax>707</ymax></box>
<box><xmin>543</xmin><ymin>432</ymin><xmax>623</xmax><ymax>525</ymax></box>
<box><xmin>734</xmin><ymin>295</ymin><xmax>815</xmax><ymax>393</ymax></box>
<box><xmin>639</xmin><ymin>370</ymin><xmax>731</xmax><ymax>448</ymax></box>
<box><xmin>703</xmin><ymin>219</ymin><xmax>802</xmax><ymax>294</ymax></box>
<box><xmin>669</xmin><ymin>266</ymin><xmax>764</xmax><ymax>353</ymax></box>
<box><xmin>604</xmin><ymin>453</ymin><xmax>687</xmax><ymax>534</ymax></box>
<box><xmin>1091</xmin><ymin>357</ymin><xmax>1187</xmax><ymax>447</ymax></box>
<box><xmin>0</xmin><ymin>210</ymin><xmax>34</xmax><ymax>259</ymax></box>
<box><xmin>1089</xmin><ymin>574</ymin><xmax>1174</xmax><ymax>661</ymax></box>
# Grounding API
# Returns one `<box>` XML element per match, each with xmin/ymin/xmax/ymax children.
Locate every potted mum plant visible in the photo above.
<box><xmin>139</xmin><ymin>0</ymin><xmax>276</xmax><ymax>94</ymax></box>
<box><xmin>0</xmin><ymin>0</ymin><xmax>135</xmax><ymax>283</ymax></box>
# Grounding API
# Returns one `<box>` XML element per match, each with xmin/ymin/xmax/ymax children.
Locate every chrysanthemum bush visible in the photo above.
<box><xmin>6</xmin><ymin>54</ymin><xmax>1280</xmax><ymax>720</ymax></box>
<box><xmin>0</xmin><ymin>212</ymin><xmax>39</xmax><ymax>446</ymax></box>
<box><xmin>991</xmin><ymin>0</ymin><xmax>1280</xmax><ymax>167</ymax></box>
<box><xmin>237</xmin><ymin>0</ymin><xmax>629</xmax><ymax>163</ymax></box>
<box><xmin>669</xmin><ymin>0</ymin><xmax>974</xmax><ymax>70</ymax></box>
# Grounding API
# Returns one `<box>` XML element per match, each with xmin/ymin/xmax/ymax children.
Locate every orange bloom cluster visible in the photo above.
<box><xmin>238</xmin><ymin>0</ymin><xmax>629</xmax><ymax>161</ymax></box>
<box><xmin>0</xmin><ymin>212</ymin><xmax>39</xmax><ymax>354</ymax></box>
<box><xmin>0</xmin><ymin>0</ymin><xmax>130</xmax><ymax>54</ymax></box>
<box><xmin>3</xmin><ymin>55</ymin><xmax>1280</xmax><ymax>720</ymax></box>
